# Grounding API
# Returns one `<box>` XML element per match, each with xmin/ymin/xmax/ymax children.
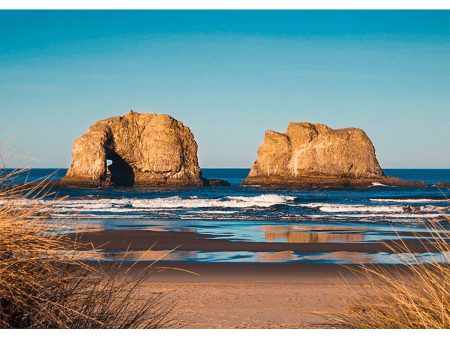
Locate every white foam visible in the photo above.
<box><xmin>372</xmin><ymin>182</ymin><xmax>390</xmax><ymax>187</ymax></box>
<box><xmin>301</xmin><ymin>203</ymin><xmax>448</xmax><ymax>214</ymax></box>
<box><xmin>3</xmin><ymin>193</ymin><xmax>448</xmax><ymax>221</ymax></box>
<box><xmin>127</xmin><ymin>194</ymin><xmax>294</xmax><ymax>209</ymax></box>
<box><xmin>51</xmin><ymin>213</ymin><xmax>147</xmax><ymax>219</ymax></box>
<box><xmin>301</xmin><ymin>203</ymin><xmax>404</xmax><ymax>213</ymax></box>
<box><xmin>371</xmin><ymin>198</ymin><xmax>446</xmax><ymax>203</ymax></box>
<box><xmin>131</xmin><ymin>194</ymin><xmax>295</xmax><ymax>209</ymax></box>
<box><xmin>337</xmin><ymin>213</ymin><xmax>441</xmax><ymax>219</ymax></box>
<box><xmin>1</xmin><ymin>194</ymin><xmax>296</xmax><ymax>213</ymax></box>
<box><xmin>188</xmin><ymin>210</ymin><xmax>236</xmax><ymax>214</ymax></box>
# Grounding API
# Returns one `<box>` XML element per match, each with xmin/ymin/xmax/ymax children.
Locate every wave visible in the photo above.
<box><xmin>337</xmin><ymin>213</ymin><xmax>442</xmax><ymax>219</ymax></box>
<box><xmin>371</xmin><ymin>182</ymin><xmax>390</xmax><ymax>187</ymax></box>
<box><xmin>370</xmin><ymin>198</ymin><xmax>447</xmax><ymax>203</ymax></box>
<box><xmin>3</xmin><ymin>193</ymin><xmax>448</xmax><ymax>223</ymax></box>
<box><xmin>49</xmin><ymin>212</ymin><xmax>445</xmax><ymax>222</ymax></box>
<box><xmin>14</xmin><ymin>194</ymin><xmax>296</xmax><ymax>212</ymax></box>
<box><xmin>300</xmin><ymin>203</ymin><xmax>448</xmax><ymax>214</ymax></box>
<box><xmin>302</xmin><ymin>203</ymin><xmax>404</xmax><ymax>213</ymax></box>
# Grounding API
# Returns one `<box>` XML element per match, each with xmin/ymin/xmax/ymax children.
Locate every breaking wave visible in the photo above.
<box><xmin>57</xmin><ymin>194</ymin><xmax>295</xmax><ymax>210</ymax></box>
<box><xmin>0</xmin><ymin>194</ymin><xmax>296</xmax><ymax>211</ymax></box>
<box><xmin>370</xmin><ymin>198</ymin><xmax>447</xmax><ymax>203</ymax></box>
<box><xmin>300</xmin><ymin>203</ymin><xmax>449</xmax><ymax>214</ymax></box>
<box><xmin>1</xmin><ymin>192</ymin><xmax>447</xmax><ymax>223</ymax></box>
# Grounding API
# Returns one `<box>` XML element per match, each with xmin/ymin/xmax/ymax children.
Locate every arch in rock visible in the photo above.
<box><xmin>61</xmin><ymin>112</ymin><xmax>202</xmax><ymax>187</ymax></box>
<box><xmin>105</xmin><ymin>152</ymin><xmax>135</xmax><ymax>187</ymax></box>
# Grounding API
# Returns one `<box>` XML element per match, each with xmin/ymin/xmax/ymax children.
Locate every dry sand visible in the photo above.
<box><xmin>133</xmin><ymin>262</ymin><xmax>363</xmax><ymax>328</ymax></box>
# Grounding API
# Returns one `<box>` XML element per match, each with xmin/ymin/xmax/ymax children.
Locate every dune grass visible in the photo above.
<box><xmin>334</xmin><ymin>217</ymin><xmax>450</xmax><ymax>328</ymax></box>
<box><xmin>0</xmin><ymin>168</ymin><xmax>174</xmax><ymax>328</ymax></box>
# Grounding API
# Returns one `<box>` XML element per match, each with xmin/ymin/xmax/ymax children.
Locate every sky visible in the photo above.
<box><xmin>0</xmin><ymin>10</ymin><xmax>449</xmax><ymax>169</ymax></box>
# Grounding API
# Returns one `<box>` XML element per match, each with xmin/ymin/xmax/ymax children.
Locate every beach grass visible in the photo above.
<box><xmin>334</xmin><ymin>217</ymin><xmax>450</xmax><ymax>329</ymax></box>
<box><xmin>0</xmin><ymin>168</ymin><xmax>174</xmax><ymax>328</ymax></box>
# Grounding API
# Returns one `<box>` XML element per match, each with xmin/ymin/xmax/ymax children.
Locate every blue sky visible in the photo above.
<box><xmin>0</xmin><ymin>10</ymin><xmax>449</xmax><ymax>168</ymax></box>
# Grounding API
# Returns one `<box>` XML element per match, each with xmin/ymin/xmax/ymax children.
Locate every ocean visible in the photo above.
<box><xmin>3</xmin><ymin>168</ymin><xmax>450</xmax><ymax>264</ymax></box>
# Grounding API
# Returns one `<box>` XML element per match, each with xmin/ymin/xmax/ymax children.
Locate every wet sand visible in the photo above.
<box><xmin>71</xmin><ymin>229</ymin><xmax>442</xmax><ymax>253</ymax></box>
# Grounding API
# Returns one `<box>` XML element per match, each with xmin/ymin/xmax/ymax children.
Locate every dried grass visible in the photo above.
<box><xmin>0</xmin><ymin>168</ymin><xmax>174</xmax><ymax>328</ymax></box>
<box><xmin>334</xmin><ymin>217</ymin><xmax>450</xmax><ymax>328</ymax></box>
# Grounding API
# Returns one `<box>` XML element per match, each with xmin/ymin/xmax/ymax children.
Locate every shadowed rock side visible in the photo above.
<box><xmin>243</xmin><ymin>122</ymin><xmax>425</xmax><ymax>188</ymax></box>
<box><xmin>61</xmin><ymin>111</ymin><xmax>202</xmax><ymax>187</ymax></box>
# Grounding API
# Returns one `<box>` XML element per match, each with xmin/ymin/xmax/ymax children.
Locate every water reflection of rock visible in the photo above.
<box><xmin>263</xmin><ymin>225</ymin><xmax>366</xmax><ymax>243</ymax></box>
<box><xmin>256</xmin><ymin>251</ymin><xmax>297</xmax><ymax>263</ymax></box>
<box><xmin>317</xmin><ymin>252</ymin><xmax>375</xmax><ymax>264</ymax></box>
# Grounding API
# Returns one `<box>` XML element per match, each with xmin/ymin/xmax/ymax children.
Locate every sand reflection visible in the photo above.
<box><xmin>72</xmin><ymin>249</ymin><xmax>449</xmax><ymax>264</ymax></box>
<box><xmin>73</xmin><ymin>249</ymin><xmax>197</xmax><ymax>261</ymax></box>
<box><xmin>256</xmin><ymin>251</ymin><xmax>375</xmax><ymax>264</ymax></box>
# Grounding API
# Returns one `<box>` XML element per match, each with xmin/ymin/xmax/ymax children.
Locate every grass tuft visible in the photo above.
<box><xmin>334</xmin><ymin>217</ymin><xmax>450</xmax><ymax>329</ymax></box>
<box><xmin>0</xmin><ymin>168</ymin><xmax>174</xmax><ymax>328</ymax></box>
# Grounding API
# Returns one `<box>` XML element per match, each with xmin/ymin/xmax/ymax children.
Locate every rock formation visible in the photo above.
<box><xmin>436</xmin><ymin>182</ymin><xmax>450</xmax><ymax>188</ymax></box>
<box><xmin>61</xmin><ymin>111</ymin><xmax>203</xmax><ymax>187</ymax></box>
<box><xmin>243</xmin><ymin>122</ymin><xmax>425</xmax><ymax>188</ymax></box>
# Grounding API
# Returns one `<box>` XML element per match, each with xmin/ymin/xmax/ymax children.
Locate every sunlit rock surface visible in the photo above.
<box><xmin>243</xmin><ymin>122</ymin><xmax>424</xmax><ymax>188</ymax></box>
<box><xmin>61</xmin><ymin>111</ymin><xmax>202</xmax><ymax>187</ymax></box>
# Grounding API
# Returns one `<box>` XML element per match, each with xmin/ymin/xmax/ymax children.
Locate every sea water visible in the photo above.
<box><xmin>2</xmin><ymin>168</ymin><xmax>450</xmax><ymax>264</ymax></box>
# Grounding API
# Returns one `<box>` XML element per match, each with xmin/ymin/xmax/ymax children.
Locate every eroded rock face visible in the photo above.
<box><xmin>243</xmin><ymin>122</ymin><xmax>386</xmax><ymax>187</ymax></box>
<box><xmin>61</xmin><ymin>111</ymin><xmax>202</xmax><ymax>187</ymax></box>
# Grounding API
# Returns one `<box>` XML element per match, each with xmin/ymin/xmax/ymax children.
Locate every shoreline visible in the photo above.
<box><xmin>70</xmin><ymin>229</ymin><xmax>444</xmax><ymax>254</ymax></box>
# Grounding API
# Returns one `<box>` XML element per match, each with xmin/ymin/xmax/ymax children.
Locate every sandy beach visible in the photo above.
<box><xmin>93</xmin><ymin>261</ymin><xmax>363</xmax><ymax>328</ymax></box>
<box><xmin>71</xmin><ymin>229</ymin><xmax>432</xmax><ymax>328</ymax></box>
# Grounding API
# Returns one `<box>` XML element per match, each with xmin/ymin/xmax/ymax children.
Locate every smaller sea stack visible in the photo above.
<box><xmin>243</xmin><ymin>122</ymin><xmax>425</xmax><ymax>188</ymax></box>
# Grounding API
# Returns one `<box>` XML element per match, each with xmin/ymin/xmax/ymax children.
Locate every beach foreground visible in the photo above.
<box><xmin>4</xmin><ymin>168</ymin><xmax>449</xmax><ymax>328</ymax></box>
<box><xmin>74</xmin><ymin>229</ymin><xmax>435</xmax><ymax>329</ymax></box>
<box><xmin>71</xmin><ymin>221</ymin><xmax>450</xmax><ymax>328</ymax></box>
<box><xmin>102</xmin><ymin>261</ymin><xmax>361</xmax><ymax>328</ymax></box>
<box><xmin>2</xmin><ymin>170</ymin><xmax>449</xmax><ymax>328</ymax></box>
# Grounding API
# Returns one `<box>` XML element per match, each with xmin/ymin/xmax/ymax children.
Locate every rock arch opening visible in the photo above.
<box><xmin>106</xmin><ymin>153</ymin><xmax>134</xmax><ymax>187</ymax></box>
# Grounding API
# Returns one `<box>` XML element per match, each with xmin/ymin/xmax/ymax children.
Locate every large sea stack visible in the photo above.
<box><xmin>243</xmin><ymin>122</ymin><xmax>424</xmax><ymax>188</ymax></box>
<box><xmin>61</xmin><ymin>111</ymin><xmax>203</xmax><ymax>187</ymax></box>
